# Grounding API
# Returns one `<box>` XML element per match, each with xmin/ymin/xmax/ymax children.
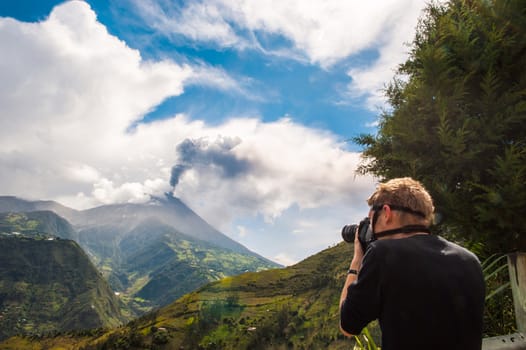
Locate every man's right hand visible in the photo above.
<box><xmin>351</xmin><ymin>226</ymin><xmax>364</xmax><ymax>271</ymax></box>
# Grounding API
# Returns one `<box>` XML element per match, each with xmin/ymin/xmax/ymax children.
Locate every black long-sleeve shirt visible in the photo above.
<box><xmin>340</xmin><ymin>234</ymin><xmax>485</xmax><ymax>350</ymax></box>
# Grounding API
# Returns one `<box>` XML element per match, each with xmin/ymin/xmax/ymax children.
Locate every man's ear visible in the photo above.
<box><xmin>383</xmin><ymin>204</ymin><xmax>393</xmax><ymax>222</ymax></box>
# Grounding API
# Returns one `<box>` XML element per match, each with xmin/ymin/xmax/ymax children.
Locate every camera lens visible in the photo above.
<box><xmin>341</xmin><ymin>224</ymin><xmax>358</xmax><ymax>243</ymax></box>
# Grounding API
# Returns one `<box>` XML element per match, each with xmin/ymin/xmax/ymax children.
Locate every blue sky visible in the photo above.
<box><xmin>0</xmin><ymin>0</ymin><xmax>435</xmax><ymax>265</ymax></box>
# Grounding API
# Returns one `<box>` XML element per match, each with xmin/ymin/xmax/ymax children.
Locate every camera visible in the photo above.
<box><xmin>341</xmin><ymin>217</ymin><xmax>374</xmax><ymax>251</ymax></box>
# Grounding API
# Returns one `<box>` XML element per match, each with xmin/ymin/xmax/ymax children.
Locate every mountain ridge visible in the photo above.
<box><xmin>0</xmin><ymin>194</ymin><xmax>271</xmax><ymax>262</ymax></box>
<box><xmin>0</xmin><ymin>233</ymin><xmax>126</xmax><ymax>341</ymax></box>
<box><xmin>0</xmin><ymin>242</ymin><xmax>371</xmax><ymax>349</ymax></box>
<box><xmin>0</xmin><ymin>195</ymin><xmax>280</xmax><ymax>315</ymax></box>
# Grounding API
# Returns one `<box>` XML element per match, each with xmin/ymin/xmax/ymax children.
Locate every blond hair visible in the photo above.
<box><xmin>367</xmin><ymin>177</ymin><xmax>435</xmax><ymax>225</ymax></box>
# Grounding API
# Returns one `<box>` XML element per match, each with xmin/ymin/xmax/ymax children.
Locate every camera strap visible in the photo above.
<box><xmin>374</xmin><ymin>225</ymin><xmax>431</xmax><ymax>239</ymax></box>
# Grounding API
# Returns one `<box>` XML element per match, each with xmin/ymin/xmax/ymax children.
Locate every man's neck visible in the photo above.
<box><xmin>378</xmin><ymin>231</ymin><xmax>429</xmax><ymax>240</ymax></box>
<box><xmin>375</xmin><ymin>221</ymin><xmax>430</xmax><ymax>240</ymax></box>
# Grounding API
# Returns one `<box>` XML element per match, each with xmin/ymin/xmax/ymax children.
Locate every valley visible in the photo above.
<box><xmin>0</xmin><ymin>195</ymin><xmax>280</xmax><ymax>339</ymax></box>
<box><xmin>0</xmin><ymin>242</ymin><xmax>369</xmax><ymax>349</ymax></box>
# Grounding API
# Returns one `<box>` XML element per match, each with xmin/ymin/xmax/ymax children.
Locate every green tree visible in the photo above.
<box><xmin>355</xmin><ymin>0</ymin><xmax>526</xmax><ymax>253</ymax></box>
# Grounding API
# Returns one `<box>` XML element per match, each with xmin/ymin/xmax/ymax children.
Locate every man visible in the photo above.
<box><xmin>339</xmin><ymin>177</ymin><xmax>485</xmax><ymax>350</ymax></box>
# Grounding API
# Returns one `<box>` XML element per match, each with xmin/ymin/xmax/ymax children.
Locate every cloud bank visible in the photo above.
<box><xmin>130</xmin><ymin>0</ymin><xmax>435</xmax><ymax>108</ymax></box>
<box><xmin>0</xmin><ymin>1</ymin><xmax>377</xmax><ymax>264</ymax></box>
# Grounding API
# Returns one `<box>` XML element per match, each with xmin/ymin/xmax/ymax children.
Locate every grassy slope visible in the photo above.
<box><xmin>0</xmin><ymin>211</ymin><xmax>77</xmax><ymax>240</ymax></box>
<box><xmin>0</xmin><ymin>220</ymin><xmax>127</xmax><ymax>342</ymax></box>
<box><xmin>0</xmin><ymin>242</ymin><xmax>379</xmax><ymax>349</ymax></box>
<box><xmin>79</xmin><ymin>220</ymin><xmax>280</xmax><ymax>317</ymax></box>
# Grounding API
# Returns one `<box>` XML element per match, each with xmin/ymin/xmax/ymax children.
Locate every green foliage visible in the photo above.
<box><xmin>353</xmin><ymin>327</ymin><xmax>380</xmax><ymax>350</ymax></box>
<box><xmin>162</xmin><ymin>243</ymin><xmax>375</xmax><ymax>349</ymax></box>
<box><xmin>354</xmin><ymin>0</ymin><xmax>526</xmax><ymax>253</ymax></box>
<box><xmin>7</xmin><ymin>240</ymin><xmax>517</xmax><ymax>348</ymax></box>
<box><xmin>82</xmin><ymin>220</ymin><xmax>279</xmax><ymax>317</ymax></box>
<box><xmin>0</xmin><ymin>198</ymin><xmax>280</xmax><ymax>321</ymax></box>
<box><xmin>481</xmin><ymin>254</ymin><xmax>516</xmax><ymax>336</ymax></box>
<box><xmin>0</xmin><ymin>235</ymin><xmax>126</xmax><ymax>341</ymax></box>
<box><xmin>0</xmin><ymin>212</ymin><xmax>76</xmax><ymax>240</ymax></box>
<box><xmin>1</xmin><ymin>243</ymin><xmax>368</xmax><ymax>349</ymax></box>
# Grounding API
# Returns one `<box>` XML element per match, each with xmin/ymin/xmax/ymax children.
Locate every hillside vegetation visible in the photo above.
<box><xmin>109</xmin><ymin>219</ymin><xmax>282</xmax><ymax>316</ymax></box>
<box><xmin>0</xmin><ymin>196</ymin><xmax>280</xmax><ymax>317</ymax></box>
<box><xmin>0</xmin><ymin>211</ymin><xmax>77</xmax><ymax>240</ymax></box>
<box><xmin>0</xmin><ymin>235</ymin><xmax>126</xmax><ymax>341</ymax></box>
<box><xmin>0</xmin><ymin>242</ymin><xmax>375</xmax><ymax>349</ymax></box>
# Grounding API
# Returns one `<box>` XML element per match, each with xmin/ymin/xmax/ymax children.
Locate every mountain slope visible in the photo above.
<box><xmin>109</xmin><ymin>219</ymin><xmax>279</xmax><ymax>314</ymax></box>
<box><xmin>0</xmin><ymin>242</ymin><xmax>380</xmax><ymax>349</ymax></box>
<box><xmin>0</xmin><ymin>235</ymin><xmax>126</xmax><ymax>341</ymax></box>
<box><xmin>0</xmin><ymin>195</ymin><xmax>280</xmax><ymax>315</ymax></box>
<box><xmin>0</xmin><ymin>196</ymin><xmax>80</xmax><ymax>222</ymax></box>
<box><xmin>0</xmin><ymin>194</ymin><xmax>273</xmax><ymax>261</ymax></box>
<box><xmin>76</xmin><ymin>194</ymin><xmax>259</xmax><ymax>257</ymax></box>
<box><xmin>0</xmin><ymin>194</ymin><xmax>263</xmax><ymax>257</ymax></box>
<box><xmin>0</xmin><ymin>211</ymin><xmax>78</xmax><ymax>241</ymax></box>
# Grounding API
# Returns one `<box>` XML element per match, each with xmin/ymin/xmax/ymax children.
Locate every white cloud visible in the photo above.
<box><xmin>346</xmin><ymin>1</ymin><xmax>430</xmax><ymax>110</ymax></box>
<box><xmin>236</xmin><ymin>225</ymin><xmax>248</xmax><ymax>238</ymax></box>
<box><xmin>134</xmin><ymin>0</ymin><xmax>426</xmax><ymax>65</ymax></box>
<box><xmin>0</xmin><ymin>0</ymin><xmax>378</xmax><ymax>263</ymax></box>
<box><xmin>273</xmin><ymin>253</ymin><xmax>297</xmax><ymax>267</ymax></box>
<box><xmin>0</xmin><ymin>1</ymin><xmax>199</xmax><ymax>205</ymax></box>
<box><xmin>131</xmin><ymin>0</ymin><xmax>436</xmax><ymax>110</ymax></box>
<box><xmin>132</xmin><ymin>0</ymin><xmax>241</xmax><ymax>48</ymax></box>
<box><xmin>233</xmin><ymin>200</ymin><xmax>370</xmax><ymax>265</ymax></box>
<box><xmin>188</xmin><ymin>63</ymin><xmax>263</xmax><ymax>101</ymax></box>
<box><xmin>0</xmin><ymin>1</ymin><xmax>191</xmax><ymax>152</ymax></box>
<box><xmin>167</xmin><ymin>117</ymin><xmax>376</xmax><ymax>229</ymax></box>
<box><xmin>65</xmin><ymin>163</ymin><xmax>101</xmax><ymax>183</ymax></box>
<box><xmin>92</xmin><ymin>178</ymin><xmax>168</xmax><ymax>205</ymax></box>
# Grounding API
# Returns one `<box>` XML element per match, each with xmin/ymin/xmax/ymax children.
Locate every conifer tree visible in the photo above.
<box><xmin>355</xmin><ymin>0</ymin><xmax>526</xmax><ymax>253</ymax></box>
